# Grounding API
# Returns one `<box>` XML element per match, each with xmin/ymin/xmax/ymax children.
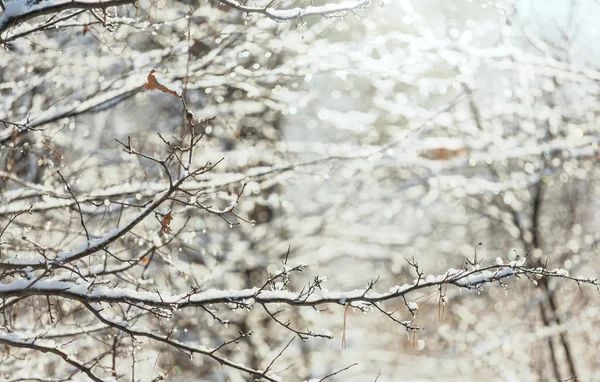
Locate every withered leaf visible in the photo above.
<box><xmin>161</xmin><ymin>212</ymin><xmax>173</xmax><ymax>234</ymax></box>
<box><xmin>143</xmin><ymin>69</ymin><xmax>181</xmax><ymax>99</ymax></box>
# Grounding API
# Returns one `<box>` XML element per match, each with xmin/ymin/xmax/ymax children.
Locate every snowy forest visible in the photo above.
<box><xmin>1</xmin><ymin>0</ymin><xmax>600</xmax><ymax>381</ymax></box>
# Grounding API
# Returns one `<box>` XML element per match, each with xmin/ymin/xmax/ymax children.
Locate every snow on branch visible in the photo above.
<box><xmin>0</xmin><ymin>0</ymin><xmax>135</xmax><ymax>34</ymax></box>
<box><xmin>0</xmin><ymin>80</ymin><xmax>142</xmax><ymax>145</ymax></box>
<box><xmin>0</xmin><ymin>161</ymin><xmax>196</xmax><ymax>270</ymax></box>
<box><xmin>0</xmin><ymin>181</ymin><xmax>179</xmax><ymax>270</ymax></box>
<box><xmin>79</xmin><ymin>301</ymin><xmax>281</xmax><ymax>382</ymax></box>
<box><xmin>0</xmin><ymin>333</ymin><xmax>104</xmax><ymax>381</ymax></box>
<box><xmin>1</xmin><ymin>262</ymin><xmax>596</xmax><ymax>309</ymax></box>
<box><xmin>0</xmin><ymin>155</ymin><xmax>346</xmax><ymax>216</ymax></box>
<box><xmin>217</xmin><ymin>0</ymin><xmax>371</xmax><ymax>21</ymax></box>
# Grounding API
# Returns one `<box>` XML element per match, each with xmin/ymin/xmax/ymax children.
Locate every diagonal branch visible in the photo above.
<box><xmin>80</xmin><ymin>301</ymin><xmax>280</xmax><ymax>382</ymax></box>
<box><xmin>0</xmin><ymin>0</ymin><xmax>135</xmax><ymax>34</ymax></box>
<box><xmin>216</xmin><ymin>0</ymin><xmax>370</xmax><ymax>21</ymax></box>
<box><xmin>0</xmin><ymin>175</ymin><xmax>186</xmax><ymax>270</ymax></box>
<box><xmin>0</xmin><ymin>334</ymin><xmax>104</xmax><ymax>381</ymax></box>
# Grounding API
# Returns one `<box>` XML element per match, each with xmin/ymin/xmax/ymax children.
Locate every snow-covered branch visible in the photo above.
<box><xmin>0</xmin><ymin>177</ymin><xmax>182</xmax><ymax>270</ymax></box>
<box><xmin>0</xmin><ymin>80</ymin><xmax>142</xmax><ymax>144</ymax></box>
<box><xmin>218</xmin><ymin>0</ymin><xmax>371</xmax><ymax>21</ymax></box>
<box><xmin>0</xmin><ymin>333</ymin><xmax>104</xmax><ymax>381</ymax></box>
<box><xmin>0</xmin><ymin>0</ymin><xmax>135</xmax><ymax>34</ymax></box>
<box><xmin>1</xmin><ymin>262</ymin><xmax>596</xmax><ymax>308</ymax></box>
<box><xmin>80</xmin><ymin>301</ymin><xmax>281</xmax><ymax>382</ymax></box>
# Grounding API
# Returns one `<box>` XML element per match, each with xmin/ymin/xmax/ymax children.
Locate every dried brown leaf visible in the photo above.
<box><xmin>143</xmin><ymin>70</ymin><xmax>181</xmax><ymax>99</ymax></box>
<box><xmin>161</xmin><ymin>212</ymin><xmax>173</xmax><ymax>234</ymax></box>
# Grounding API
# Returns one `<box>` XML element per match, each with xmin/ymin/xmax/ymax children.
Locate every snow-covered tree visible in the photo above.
<box><xmin>1</xmin><ymin>0</ymin><xmax>599</xmax><ymax>381</ymax></box>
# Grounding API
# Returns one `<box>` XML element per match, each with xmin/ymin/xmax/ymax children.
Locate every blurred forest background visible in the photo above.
<box><xmin>1</xmin><ymin>0</ymin><xmax>600</xmax><ymax>381</ymax></box>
